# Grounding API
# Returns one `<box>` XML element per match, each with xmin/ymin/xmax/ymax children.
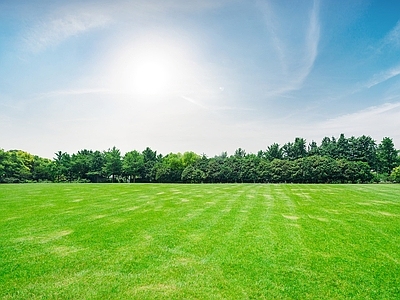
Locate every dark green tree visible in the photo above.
<box><xmin>336</xmin><ymin>133</ymin><xmax>350</xmax><ymax>159</ymax></box>
<box><xmin>71</xmin><ymin>149</ymin><xmax>93</xmax><ymax>181</ymax></box>
<box><xmin>293</xmin><ymin>137</ymin><xmax>307</xmax><ymax>159</ymax></box>
<box><xmin>207</xmin><ymin>158</ymin><xmax>222</xmax><ymax>183</ymax></box>
<box><xmin>241</xmin><ymin>154</ymin><xmax>261</xmax><ymax>183</ymax></box>
<box><xmin>282</xmin><ymin>142</ymin><xmax>295</xmax><ymax>160</ymax></box>
<box><xmin>348</xmin><ymin>135</ymin><xmax>377</xmax><ymax>170</ymax></box>
<box><xmin>156</xmin><ymin>153</ymin><xmax>184</xmax><ymax>182</ymax></box>
<box><xmin>265</xmin><ymin>143</ymin><xmax>283</xmax><ymax>161</ymax></box>
<box><xmin>319</xmin><ymin>136</ymin><xmax>337</xmax><ymax>158</ymax></box>
<box><xmin>86</xmin><ymin>151</ymin><xmax>105</xmax><ymax>183</ymax></box>
<box><xmin>54</xmin><ymin>151</ymin><xmax>72</xmax><ymax>182</ymax></box>
<box><xmin>32</xmin><ymin>156</ymin><xmax>54</xmax><ymax>182</ymax></box>
<box><xmin>123</xmin><ymin>150</ymin><xmax>144</xmax><ymax>182</ymax></box>
<box><xmin>181</xmin><ymin>165</ymin><xmax>205</xmax><ymax>183</ymax></box>
<box><xmin>141</xmin><ymin>147</ymin><xmax>158</xmax><ymax>182</ymax></box>
<box><xmin>103</xmin><ymin>147</ymin><xmax>122</xmax><ymax>183</ymax></box>
<box><xmin>308</xmin><ymin>141</ymin><xmax>319</xmax><ymax>156</ymax></box>
<box><xmin>377</xmin><ymin>137</ymin><xmax>398</xmax><ymax>175</ymax></box>
<box><xmin>0</xmin><ymin>149</ymin><xmax>6</xmax><ymax>182</ymax></box>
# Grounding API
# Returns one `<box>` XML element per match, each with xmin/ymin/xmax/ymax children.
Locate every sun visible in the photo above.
<box><xmin>108</xmin><ymin>34</ymin><xmax>198</xmax><ymax>98</ymax></box>
<box><xmin>109</xmin><ymin>37</ymin><xmax>190</xmax><ymax>97</ymax></box>
<box><xmin>131</xmin><ymin>56</ymin><xmax>171</xmax><ymax>95</ymax></box>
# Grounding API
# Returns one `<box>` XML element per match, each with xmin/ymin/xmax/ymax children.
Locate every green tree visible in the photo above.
<box><xmin>182</xmin><ymin>151</ymin><xmax>200</xmax><ymax>168</ymax></box>
<box><xmin>207</xmin><ymin>158</ymin><xmax>222</xmax><ymax>183</ymax></box>
<box><xmin>226</xmin><ymin>155</ymin><xmax>242</xmax><ymax>183</ymax></box>
<box><xmin>377</xmin><ymin>137</ymin><xmax>398</xmax><ymax>175</ymax></box>
<box><xmin>103</xmin><ymin>147</ymin><xmax>122</xmax><ymax>183</ymax></box>
<box><xmin>54</xmin><ymin>151</ymin><xmax>72</xmax><ymax>182</ymax></box>
<box><xmin>265</xmin><ymin>143</ymin><xmax>282</xmax><ymax>161</ymax></box>
<box><xmin>293</xmin><ymin>137</ymin><xmax>307</xmax><ymax>160</ymax></box>
<box><xmin>156</xmin><ymin>153</ymin><xmax>184</xmax><ymax>182</ymax></box>
<box><xmin>282</xmin><ymin>138</ymin><xmax>307</xmax><ymax>160</ymax></box>
<box><xmin>308</xmin><ymin>141</ymin><xmax>319</xmax><ymax>156</ymax></box>
<box><xmin>32</xmin><ymin>156</ymin><xmax>54</xmax><ymax>182</ymax></box>
<box><xmin>348</xmin><ymin>135</ymin><xmax>377</xmax><ymax>170</ymax></box>
<box><xmin>257</xmin><ymin>159</ymin><xmax>270</xmax><ymax>182</ymax></box>
<box><xmin>123</xmin><ymin>150</ymin><xmax>144</xmax><ymax>182</ymax></box>
<box><xmin>86</xmin><ymin>151</ymin><xmax>105</xmax><ymax>183</ymax></box>
<box><xmin>319</xmin><ymin>136</ymin><xmax>337</xmax><ymax>157</ymax></box>
<box><xmin>298</xmin><ymin>156</ymin><xmax>339</xmax><ymax>183</ymax></box>
<box><xmin>141</xmin><ymin>147</ymin><xmax>158</xmax><ymax>182</ymax></box>
<box><xmin>390</xmin><ymin>166</ymin><xmax>400</xmax><ymax>182</ymax></box>
<box><xmin>7</xmin><ymin>150</ymin><xmax>34</xmax><ymax>182</ymax></box>
<box><xmin>269</xmin><ymin>159</ymin><xmax>294</xmax><ymax>183</ymax></box>
<box><xmin>0</xmin><ymin>149</ymin><xmax>6</xmax><ymax>182</ymax></box>
<box><xmin>181</xmin><ymin>165</ymin><xmax>205</xmax><ymax>183</ymax></box>
<box><xmin>194</xmin><ymin>154</ymin><xmax>209</xmax><ymax>182</ymax></box>
<box><xmin>336</xmin><ymin>134</ymin><xmax>349</xmax><ymax>159</ymax></box>
<box><xmin>241</xmin><ymin>154</ymin><xmax>261</xmax><ymax>183</ymax></box>
<box><xmin>71</xmin><ymin>149</ymin><xmax>94</xmax><ymax>181</ymax></box>
<box><xmin>234</xmin><ymin>148</ymin><xmax>246</xmax><ymax>158</ymax></box>
<box><xmin>207</xmin><ymin>153</ymin><xmax>230</xmax><ymax>183</ymax></box>
<box><xmin>338</xmin><ymin>159</ymin><xmax>373</xmax><ymax>183</ymax></box>
<box><xmin>282</xmin><ymin>142</ymin><xmax>295</xmax><ymax>160</ymax></box>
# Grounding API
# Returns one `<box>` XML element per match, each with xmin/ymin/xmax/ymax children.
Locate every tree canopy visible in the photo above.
<box><xmin>1</xmin><ymin>134</ymin><xmax>399</xmax><ymax>184</ymax></box>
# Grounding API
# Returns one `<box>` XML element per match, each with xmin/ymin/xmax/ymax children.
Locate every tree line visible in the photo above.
<box><xmin>1</xmin><ymin>134</ymin><xmax>399</xmax><ymax>184</ymax></box>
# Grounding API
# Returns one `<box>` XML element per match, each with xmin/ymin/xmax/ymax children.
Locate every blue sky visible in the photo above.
<box><xmin>1</xmin><ymin>0</ymin><xmax>400</xmax><ymax>158</ymax></box>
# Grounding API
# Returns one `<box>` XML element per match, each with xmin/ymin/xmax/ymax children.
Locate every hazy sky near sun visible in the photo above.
<box><xmin>1</xmin><ymin>0</ymin><xmax>400</xmax><ymax>158</ymax></box>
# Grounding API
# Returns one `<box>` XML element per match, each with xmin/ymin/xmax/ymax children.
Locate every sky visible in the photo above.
<box><xmin>1</xmin><ymin>0</ymin><xmax>400</xmax><ymax>158</ymax></box>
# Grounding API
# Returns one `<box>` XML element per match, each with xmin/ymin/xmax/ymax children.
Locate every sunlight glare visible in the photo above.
<box><xmin>110</xmin><ymin>36</ymin><xmax>193</xmax><ymax>97</ymax></box>
<box><xmin>132</xmin><ymin>56</ymin><xmax>170</xmax><ymax>95</ymax></box>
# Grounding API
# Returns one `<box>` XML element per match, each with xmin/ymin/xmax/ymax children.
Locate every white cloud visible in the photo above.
<box><xmin>35</xmin><ymin>88</ymin><xmax>112</xmax><ymax>99</ymax></box>
<box><xmin>365</xmin><ymin>64</ymin><xmax>400</xmax><ymax>88</ymax></box>
<box><xmin>133</xmin><ymin>0</ymin><xmax>228</xmax><ymax>12</ymax></box>
<box><xmin>181</xmin><ymin>96</ymin><xmax>209</xmax><ymax>110</ymax></box>
<box><xmin>303</xmin><ymin>0</ymin><xmax>320</xmax><ymax>82</ymax></box>
<box><xmin>19</xmin><ymin>0</ymin><xmax>228</xmax><ymax>53</ymax></box>
<box><xmin>382</xmin><ymin>20</ymin><xmax>400</xmax><ymax>49</ymax></box>
<box><xmin>23</xmin><ymin>10</ymin><xmax>110</xmax><ymax>53</ymax></box>
<box><xmin>311</xmin><ymin>102</ymin><xmax>400</xmax><ymax>146</ymax></box>
<box><xmin>280</xmin><ymin>0</ymin><xmax>320</xmax><ymax>91</ymax></box>
<box><xmin>259</xmin><ymin>0</ymin><xmax>320</xmax><ymax>96</ymax></box>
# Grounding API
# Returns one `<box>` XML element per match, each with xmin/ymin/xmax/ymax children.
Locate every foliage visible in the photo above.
<box><xmin>391</xmin><ymin>166</ymin><xmax>400</xmax><ymax>182</ymax></box>
<box><xmin>122</xmin><ymin>150</ymin><xmax>144</xmax><ymax>183</ymax></box>
<box><xmin>1</xmin><ymin>133</ymin><xmax>399</xmax><ymax>183</ymax></box>
<box><xmin>140</xmin><ymin>147</ymin><xmax>158</xmax><ymax>182</ymax></box>
<box><xmin>377</xmin><ymin>137</ymin><xmax>398</xmax><ymax>175</ymax></box>
<box><xmin>103</xmin><ymin>147</ymin><xmax>122</xmax><ymax>183</ymax></box>
<box><xmin>181</xmin><ymin>165</ymin><xmax>205</xmax><ymax>183</ymax></box>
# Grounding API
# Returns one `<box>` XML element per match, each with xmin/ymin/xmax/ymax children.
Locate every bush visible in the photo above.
<box><xmin>390</xmin><ymin>166</ymin><xmax>400</xmax><ymax>183</ymax></box>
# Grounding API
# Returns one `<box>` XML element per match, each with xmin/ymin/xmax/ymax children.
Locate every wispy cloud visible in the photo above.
<box><xmin>19</xmin><ymin>0</ymin><xmax>226</xmax><ymax>54</ymax></box>
<box><xmin>181</xmin><ymin>95</ymin><xmax>254</xmax><ymax>113</ymax></box>
<box><xmin>35</xmin><ymin>88</ymin><xmax>112</xmax><ymax>99</ymax></box>
<box><xmin>135</xmin><ymin>0</ymin><xmax>228</xmax><ymax>13</ymax></box>
<box><xmin>260</xmin><ymin>0</ymin><xmax>320</xmax><ymax>96</ymax></box>
<box><xmin>311</xmin><ymin>102</ymin><xmax>400</xmax><ymax>144</ymax></box>
<box><xmin>364</xmin><ymin>64</ymin><xmax>400</xmax><ymax>88</ymax></box>
<box><xmin>23</xmin><ymin>10</ymin><xmax>110</xmax><ymax>53</ymax></box>
<box><xmin>260</xmin><ymin>1</ymin><xmax>287</xmax><ymax>71</ymax></box>
<box><xmin>381</xmin><ymin>20</ymin><xmax>400</xmax><ymax>49</ymax></box>
<box><xmin>181</xmin><ymin>95</ymin><xmax>208</xmax><ymax>109</ymax></box>
<box><xmin>302</xmin><ymin>0</ymin><xmax>320</xmax><ymax>83</ymax></box>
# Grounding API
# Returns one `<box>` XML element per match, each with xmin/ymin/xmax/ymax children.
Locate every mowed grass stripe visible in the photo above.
<box><xmin>1</xmin><ymin>184</ymin><xmax>400</xmax><ymax>299</ymax></box>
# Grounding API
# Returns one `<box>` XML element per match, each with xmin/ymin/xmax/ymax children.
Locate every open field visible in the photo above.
<box><xmin>1</xmin><ymin>184</ymin><xmax>400</xmax><ymax>299</ymax></box>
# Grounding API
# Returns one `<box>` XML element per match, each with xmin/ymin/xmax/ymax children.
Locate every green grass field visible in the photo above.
<box><xmin>1</xmin><ymin>184</ymin><xmax>400</xmax><ymax>299</ymax></box>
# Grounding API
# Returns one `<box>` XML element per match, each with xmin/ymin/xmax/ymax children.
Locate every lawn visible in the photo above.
<box><xmin>1</xmin><ymin>184</ymin><xmax>400</xmax><ymax>299</ymax></box>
